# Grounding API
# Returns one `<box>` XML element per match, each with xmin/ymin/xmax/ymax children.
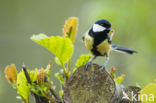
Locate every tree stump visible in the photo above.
<box><xmin>63</xmin><ymin>64</ymin><xmax>141</xmax><ymax>103</ymax></box>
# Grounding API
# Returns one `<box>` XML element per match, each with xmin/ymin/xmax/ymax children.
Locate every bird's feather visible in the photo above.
<box><xmin>111</xmin><ymin>44</ymin><xmax>137</xmax><ymax>54</ymax></box>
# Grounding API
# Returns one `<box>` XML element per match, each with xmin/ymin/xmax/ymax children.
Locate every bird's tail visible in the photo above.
<box><xmin>111</xmin><ymin>44</ymin><xmax>137</xmax><ymax>54</ymax></box>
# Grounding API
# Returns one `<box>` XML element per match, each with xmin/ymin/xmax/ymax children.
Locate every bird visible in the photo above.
<box><xmin>82</xmin><ymin>19</ymin><xmax>137</xmax><ymax>69</ymax></box>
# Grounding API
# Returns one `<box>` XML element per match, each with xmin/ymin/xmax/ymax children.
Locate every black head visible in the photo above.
<box><xmin>92</xmin><ymin>19</ymin><xmax>111</xmax><ymax>33</ymax></box>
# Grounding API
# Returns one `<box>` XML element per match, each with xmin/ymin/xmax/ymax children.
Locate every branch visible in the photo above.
<box><xmin>50</xmin><ymin>86</ymin><xmax>62</xmax><ymax>103</ymax></box>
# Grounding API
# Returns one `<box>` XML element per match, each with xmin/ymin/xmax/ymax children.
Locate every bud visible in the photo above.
<box><xmin>5</xmin><ymin>64</ymin><xmax>18</xmax><ymax>84</ymax></box>
<box><xmin>62</xmin><ymin>17</ymin><xmax>78</xmax><ymax>43</ymax></box>
<box><xmin>37</xmin><ymin>68</ymin><xmax>46</xmax><ymax>84</ymax></box>
<box><xmin>110</xmin><ymin>66</ymin><xmax>116</xmax><ymax>78</ymax></box>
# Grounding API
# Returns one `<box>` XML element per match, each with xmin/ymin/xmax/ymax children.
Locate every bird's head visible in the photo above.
<box><xmin>92</xmin><ymin>19</ymin><xmax>111</xmax><ymax>33</ymax></box>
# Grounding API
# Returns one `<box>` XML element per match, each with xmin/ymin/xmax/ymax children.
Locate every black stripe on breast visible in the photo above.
<box><xmin>89</xmin><ymin>29</ymin><xmax>111</xmax><ymax>56</ymax></box>
<box><xmin>91</xmin><ymin>48</ymin><xmax>103</xmax><ymax>56</ymax></box>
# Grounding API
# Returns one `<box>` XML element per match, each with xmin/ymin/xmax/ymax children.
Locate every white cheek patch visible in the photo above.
<box><xmin>93</xmin><ymin>24</ymin><xmax>106</xmax><ymax>32</ymax></box>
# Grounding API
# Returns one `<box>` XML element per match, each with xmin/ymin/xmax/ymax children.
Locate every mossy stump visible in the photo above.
<box><xmin>63</xmin><ymin>64</ymin><xmax>141</xmax><ymax>103</ymax></box>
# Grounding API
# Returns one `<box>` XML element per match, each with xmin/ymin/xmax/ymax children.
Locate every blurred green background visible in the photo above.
<box><xmin>0</xmin><ymin>0</ymin><xmax>156</xmax><ymax>102</ymax></box>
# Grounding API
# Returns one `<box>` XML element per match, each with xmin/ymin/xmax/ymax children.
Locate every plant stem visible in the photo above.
<box><xmin>43</xmin><ymin>91</ymin><xmax>57</xmax><ymax>103</ymax></box>
<box><xmin>61</xmin><ymin>62</ymin><xmax>68</xmax><ymax>81</ymax></box>
<box><xmin>49</xmin><ymin>86</ymin><xmax>62</xmax><ymax>103</ymax></box>
<box><xmin>66</xmin><ymin>59</ymin><xmax>71</xmax><ymax>75</ymax></box>
<box><xmin>22</xmin><ymin>64</ymin><xmax>31</xmax><ymax>84</ymax></box>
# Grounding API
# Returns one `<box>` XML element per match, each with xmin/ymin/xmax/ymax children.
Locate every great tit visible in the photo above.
<box><xmin>82</xmin><ymin>19</ymin><xmax>137</xmax><ymax>69</ymax></box>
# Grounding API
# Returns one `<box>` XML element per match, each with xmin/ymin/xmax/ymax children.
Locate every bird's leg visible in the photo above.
<box><xmin>85</xmin><ymin>56</ymin><xmax>96</xmax><ymax>68</ymax></box>
<box><xmin>100</xmin><ymin>55</ymin><xmax>109</xmax><ymax>70</ymax></box>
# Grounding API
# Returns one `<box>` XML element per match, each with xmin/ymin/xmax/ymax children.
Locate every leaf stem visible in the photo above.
<box><xmin>66</xmin><ymin>59</ymin><xmax>71</xmax><ymax>75</ymax></box>
<box><xmin>61</xmin><ymin>62</ymin><xmax>68</xmax><ymax>81</ymax></box>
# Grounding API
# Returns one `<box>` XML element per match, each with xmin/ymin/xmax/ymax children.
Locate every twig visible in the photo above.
<box><xmin>43</xmin><ymin>91</ymin><xmax>57</xmax><ymax>103</ymax></box>
<box><xmin>22</xmin><ymin>64</ymin><xmax>32</xmax><ymax>84</ymax></box>
<box><xmin>50</xmin><ymin>86</ymin><xmax>62</xmax><ymax>103</ymax></box>
<box><xmin>33</xmin><ymin>94</ymin><xmax>42</xmax><ymax>103</ymax></box>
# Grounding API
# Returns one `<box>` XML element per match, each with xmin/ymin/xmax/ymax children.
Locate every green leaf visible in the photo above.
<box><xmin>17</xmin><ymin>70</ymin><xmax>30</xmax><ymax>102</ymax></box>
<box><xmin>59</xmin><ymin>90</ymin><xmax>64</xmax><ymax>98</ymax></box>
<box><xmin>17</xmin><ymin>69</ymin><xmax>39</xmax><ymax>102</ymax></box>
<box><xmin>31</xmin><ymin>33</ymin><xmax>48</xmax><ymax>40</ymax></box>
<box><xmin>72</xmin><ymin>68</ymin><xmax>77</xmax><ymax>73</ymax></box>
<box><xmin>30</xmin><ymin>82</ymin><xmax>50</xmax><ymax>97</ymax></box>
<box><xmin>16</xmin><ymin>96</ymin><xmax>22</xmax><ymax>100</ymax></box>
<box><xmin>55</xmin><ymin>57</ymin><xmax>61</xmax><ymax>65</ymax></box>
<box><xmin>31</xmin><ymin>34</ymin><xmax>74</xmax><ymax>65</ymax></box>
<box><xmin>140</xmin><ymin>81</ymin><xmax>156</xmax><ymax>103</ymax></box>
<box><xmin>73</xmin><ymin>54</ymin><xmax>92</xmax><ymax>72</ymax></box>
<box><xmin>75</xmin><ymin>54</ymin><xmax>92</xmax><ymax>67</ymax></box>
<box><xmin>30</xmin><ymin>83</ymin><xmax>44</xmax><ymax>97</ymax></box>
<box><xmin>55</xmin><ymin>72</ymin><xmax>64</xmax><ymax>86</ymax></box>
<box><xmin>114</xmin><ymin>74</ymin><xmax>125</xmax><ymax>84</ymax></box>
<box><xmin>45</xmin><ymin>63</ymin><xmax>52</xmax><ymax>81</ymax></box>
<box><xmin>29</xmin><ymin>68</ymin><xmax>38</xmax><ymax>83</ymax></box>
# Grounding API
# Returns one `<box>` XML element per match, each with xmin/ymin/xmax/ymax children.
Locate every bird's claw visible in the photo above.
<box><xmin>100</xmin><ymin>65</ymin><xmax>106</xmax><ymax>70</ymax></box>
<box><xmin>85</xmin><ymin>62</ymin><xmax>91</xmax><ymax>69</ymax></box>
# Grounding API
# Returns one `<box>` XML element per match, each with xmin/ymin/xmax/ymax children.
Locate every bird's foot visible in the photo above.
<box><xmin>85</xmin><ymin>62</ymin><xmax>91</xmax><ymax>69</ymax></box>
<box><xmin>100</xmin><ymin>65</ymin><xmax>106</xmax><ymax>70</ymax></box>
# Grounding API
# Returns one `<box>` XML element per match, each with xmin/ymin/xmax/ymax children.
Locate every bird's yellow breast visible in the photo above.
<box><xmin>84</xmin><ymin>33</ymin><xmax>94</xmax><ymax>52</ymax></box>
<box><xmin>96</xmin><ymin>39</ymin><xmax>111</xmax><ymax>55</ymax></box>
<box><xmin>84</xmin><ymin>33</ymin><xmax>111</xmax><ymax>56</ymax></box>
